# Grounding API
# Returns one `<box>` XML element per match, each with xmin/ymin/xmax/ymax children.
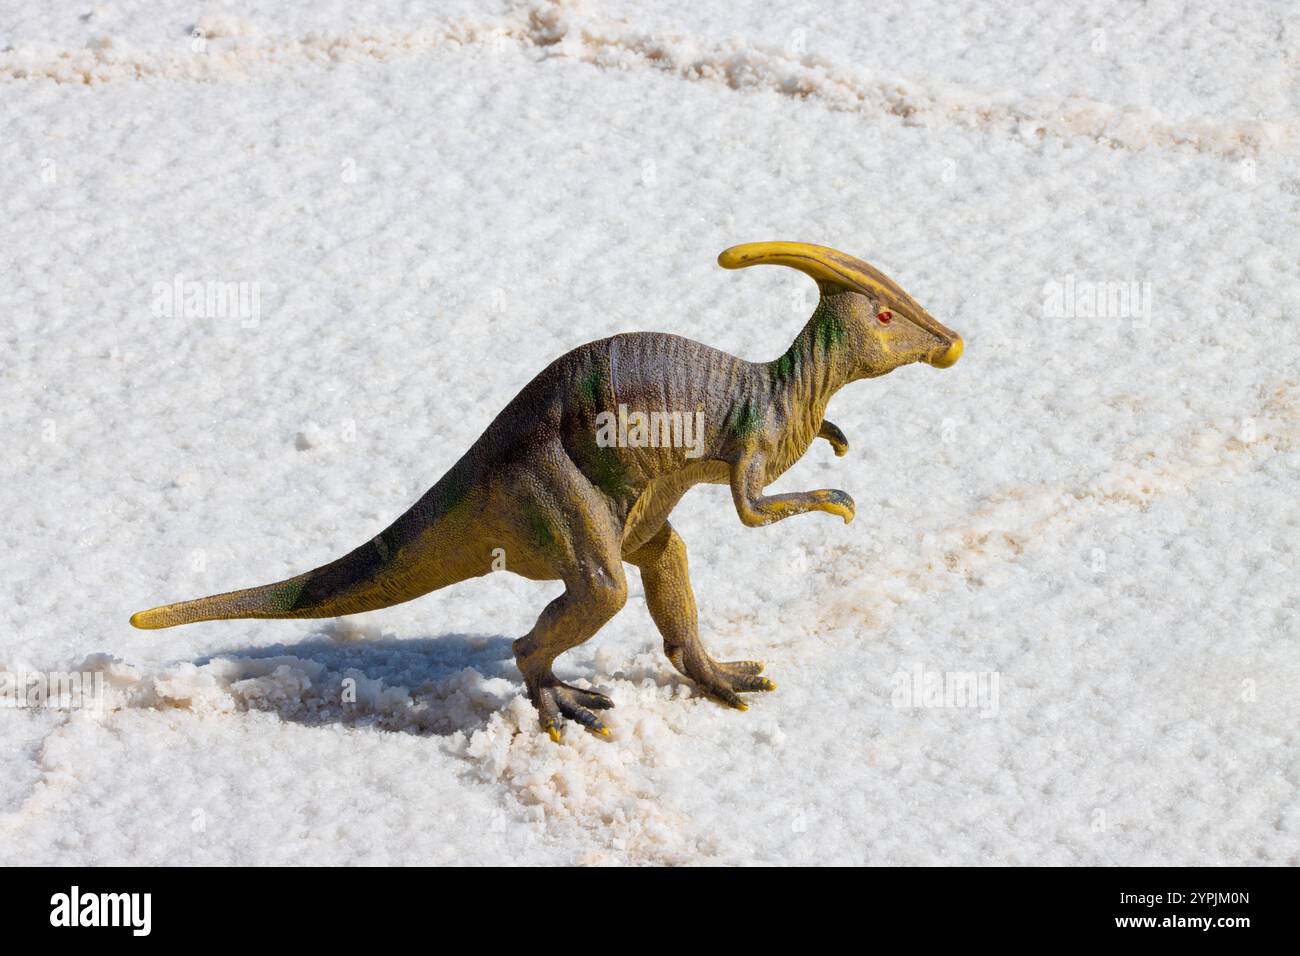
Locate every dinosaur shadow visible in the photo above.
<box><xmin>195</xmin><ymin>628</ymin><xmax>521</xmax><ymax>738</ymax></box>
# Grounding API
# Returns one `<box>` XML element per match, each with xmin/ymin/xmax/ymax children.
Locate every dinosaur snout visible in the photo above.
<box><xmin>929</xmin><ymin>335</ymin><xmax>963</xmax><ymax>368</ymax></box>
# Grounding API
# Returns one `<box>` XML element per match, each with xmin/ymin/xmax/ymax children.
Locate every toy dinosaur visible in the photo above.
<box><xmin>131</xmin><ymin>242</ymin><xmax>963</xmax><ymax>741</ymax></box>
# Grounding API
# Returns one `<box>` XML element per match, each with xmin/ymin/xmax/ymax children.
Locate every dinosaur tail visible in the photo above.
<box><xmin>131</xmin><ymin>467</ymin><xmax>483</xmax><ymax>630</ymax></box>
<box><xmin>129</xmin><ymin>535</ymin><xmax>416</xmax><ymax>629</ymax></box>
<box><xmin>129</xmin><ymin>572</ymin><xmax>325</xmax><ymax>629</ymax></box>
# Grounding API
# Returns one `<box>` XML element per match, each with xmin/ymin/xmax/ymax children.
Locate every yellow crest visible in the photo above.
<box><xmin>717</xmin><ymin>241</ymin><xmax>925</xmax><ymax>312</ymax></box>
<box><xmin>717</xmin><ymin>241</ymin><xmax>961</xmax><ymax>367</ymax></box>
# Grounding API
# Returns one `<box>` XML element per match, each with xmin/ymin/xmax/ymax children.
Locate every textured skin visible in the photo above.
<box><xmin>131</xmin><ymin>243</ymin><xmax>962</xmax><ymax>740</ymax></box>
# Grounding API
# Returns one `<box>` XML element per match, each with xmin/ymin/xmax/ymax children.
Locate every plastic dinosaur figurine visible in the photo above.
<box><xmin>132</xmin><ymin>242</ymin><xmax>963</xmax><ymax>741</ymax></box>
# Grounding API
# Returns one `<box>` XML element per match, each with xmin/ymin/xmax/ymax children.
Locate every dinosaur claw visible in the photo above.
<box><xmin>821</xmin><ymin>489</ymin><xmax>856</xmax><ymax>524</ymax></box>
<box><xmin>533</xmin><ymin>682</ymin><xmax>615</xmax><ymax>741</ymax></box>
<box><xmin>717</xmin><ymin>661</ymin><xmax>775</xmax><ymax>693</ymax></box>
<box><xmin>707</xmin><ymin>684</ymin><xmax>748</xmax><ymax>711</ymax></box>
<box><xmin>583</xmin><ymin>690</ymin><xmax>615</xmax><ymax>710</ymax></box>
<box><xmin>677</xmin><ymin>655</ymin><xmax>778</xmax><ymax>708</ymax></box>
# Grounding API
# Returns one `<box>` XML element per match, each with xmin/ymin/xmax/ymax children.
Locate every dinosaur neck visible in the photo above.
<box><xmin>764</xmin><ymin>305</ymin><xmax>856</xmax><ymax>454</ymax></box>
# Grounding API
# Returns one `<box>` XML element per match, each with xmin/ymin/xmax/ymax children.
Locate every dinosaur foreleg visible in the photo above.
<box><xmin>626</xmin><ymin>522</ymin><xmax>776</xmax><ymax>710</ymax></box>
<box><xmin>729</xmin><ymin>451</ymin><xmax>855</xmax><ymax>527</ymax></box>
<box><xmin>818</xmin><ymin>419</ymin><xmax>849</xmax><ymax>456</ymax></box>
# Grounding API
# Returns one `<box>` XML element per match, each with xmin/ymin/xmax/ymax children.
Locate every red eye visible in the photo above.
<box><xmin>876</xmin><ymin>310</ymin><xmax>892</xmax><ymax>325</ymax></box>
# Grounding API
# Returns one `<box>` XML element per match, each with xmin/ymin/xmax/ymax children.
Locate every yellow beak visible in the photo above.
<box><xmin>931</xmin><ymin>336</ymin><xmax>963</xmax><ymax>369</ymax></box>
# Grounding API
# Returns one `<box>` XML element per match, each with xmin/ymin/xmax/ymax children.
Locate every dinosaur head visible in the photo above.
<box><xmin>717</xmin><ymin>241</ymin><xmax>962</xmax><ymax>377</ymax></box>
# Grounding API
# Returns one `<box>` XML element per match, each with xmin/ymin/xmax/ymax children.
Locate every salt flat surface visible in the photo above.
<box><xmin>1</xmin><ymin>0</ymin><xmax>1296</xmax><ymax>865</ymax></box>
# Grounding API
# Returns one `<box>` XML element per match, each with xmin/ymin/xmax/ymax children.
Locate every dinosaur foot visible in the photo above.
<box><xmin>533</xmin><ymin>682</ymin><xmax>615</xmax><ymax>742</ymax></box>
<box><xmin>670</xmin><ymin>650</ymin><xmax>777</xmax><ymax>710</ymax></box>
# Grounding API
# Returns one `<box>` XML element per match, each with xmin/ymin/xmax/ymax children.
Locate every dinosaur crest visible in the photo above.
<box><xmin>717</xmin><ymin>241</ymin><xmax>927</xmax><ymax>314</ymax></box>
<box><xmin>718</xmin><ymin>241</ymin><xmax>960</xmax><ymax>368</ymax></box>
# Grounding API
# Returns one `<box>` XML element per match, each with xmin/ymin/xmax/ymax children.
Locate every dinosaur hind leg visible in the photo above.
<box><xmin>506</xmin><ymin>452</ymin><xmax>628</xmax><ymax>741</ymax></box>
<box><xmin>625</xmin><ymin>522</ymin><xmax>776</xmax><ymax>710</ymax></box>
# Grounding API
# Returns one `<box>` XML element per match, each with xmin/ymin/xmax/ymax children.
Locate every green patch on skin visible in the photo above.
<box><xmin>438</xmin><ymin>466</ymin><xmax>472</xmax><ymax>513</ymax></box>
<box><xmin>771</xmin><ymin>346</ymin><xmax>803</xmax><ymax>385</ymax></box>
<box><xmin>267</xmin><ymin>578</ymin><xmax>305</xmax><ymax>612</ymax></box>
<box><xmin>588</xmin><ymin>443</ymin><xmax>628</xmax><ymax>498</ymax></box>
<box><xmin>811</xmin><ymin>310</ymin><xmax>846</xmax><ymax>355</ymax></box>
<box><xmin>726</xmin><ymin>396</ymin><xmax>763</xmax><ymax>438</ymax></box>
<box><xmin>577</xmin><ymin>365</ymin><xmax>605</xmax><ymax>406</ymax></box>
<box><xmin>523</xmin><ymin>501</ymin><xmax>555</xmax><ymax>550</ymax></box>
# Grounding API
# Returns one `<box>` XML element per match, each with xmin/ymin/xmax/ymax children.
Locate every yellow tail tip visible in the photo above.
<box><xmin>130</xmin><ymin>609</ymin><xmax>164</xmax><ymax>629</ymax></box>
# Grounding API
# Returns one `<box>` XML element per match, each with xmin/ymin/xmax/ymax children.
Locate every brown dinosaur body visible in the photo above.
<box><xmin>131</xmin><ymin>242</ymin><xmax>963</xmax><ymax>740</ymax></box>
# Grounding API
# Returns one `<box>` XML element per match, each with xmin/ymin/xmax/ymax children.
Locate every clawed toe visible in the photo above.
<box><xmin>717</xmin><ymin>660</ymin><xmax>764</xmax><ymax>677</ymax></box>
<box><xmin>726</xmin><ymin>672</ymin><xmax>777</xmax><ymax>693</ymax></box>
<box><xmin>536</xmin><ymin>682</ymin><xmax>615</xmax><ymax>741</ymax></box>
<box><xmin>703</xmin><ymin>683</ymin><xmax>748</xmax><ymax>710</ymax></box>
<box><xmin>686</xmin><ymin>658</ymin><xmax>777</xmax><ymax>709</ymax></box>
